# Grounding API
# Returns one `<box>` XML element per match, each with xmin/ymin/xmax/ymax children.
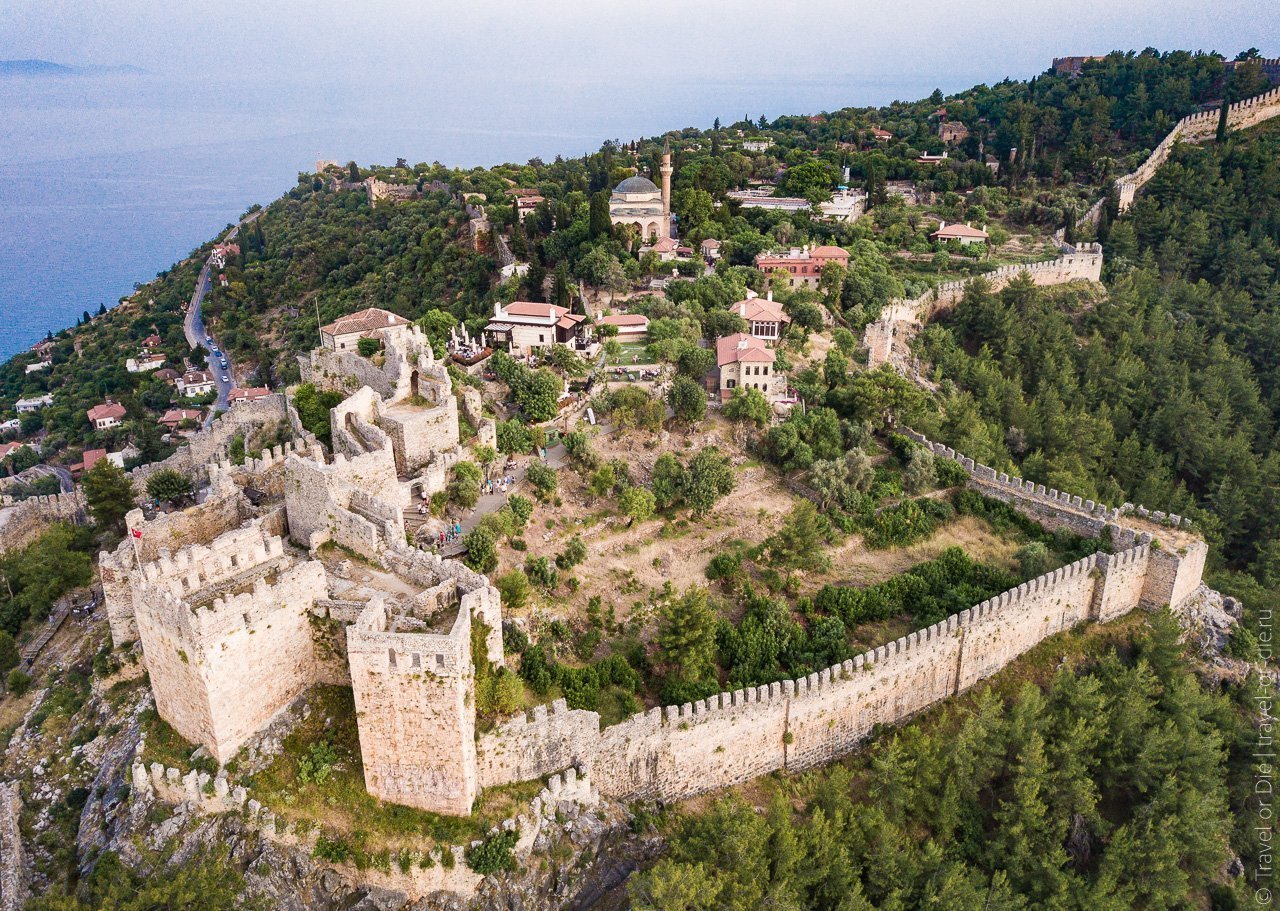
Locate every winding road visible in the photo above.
<box><xmin>184</xmin><ymin>212</ymin><xmax>261</xmax><ymax>425</ymax></box>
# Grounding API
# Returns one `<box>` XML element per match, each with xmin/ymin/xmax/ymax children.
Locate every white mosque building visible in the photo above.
<box><xmin>608</xmin><ymin>145</ymin><xmax>673</xmax><ymax>240</ymax></box>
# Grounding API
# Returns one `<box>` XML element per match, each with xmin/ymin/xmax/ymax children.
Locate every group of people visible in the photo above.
<box><xmin>434</xmin><ymin>521</ymin><xmax>463</xmax><ymax>548</ymax></box>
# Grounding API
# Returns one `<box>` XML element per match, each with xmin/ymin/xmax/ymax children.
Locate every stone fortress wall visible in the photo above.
<box><xmin>864</xmin><ymin>243</ymin><xmax>1103</xmax><ymax>368</ymax></box>
<box><xmin>1081</xmin><ymin>84</ymin><xmax>1280</xmax><ymax>225</ymax></box>
<box><xmin>0</xmin><ymin>491</ymin><xmax>86</xmax><ymax>554</ymax></box>
<box><xmin>474</xmin><ymin>433</ymin><xmax>1206</xmax><ymax>805</ymax></box>
<box><xmin>108</xmin><ymin>307</ymin><xmax>1206</xmax><ymax>819</ymax></box>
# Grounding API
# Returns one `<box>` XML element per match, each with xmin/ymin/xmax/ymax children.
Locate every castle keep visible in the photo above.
<box><xmin>104</xmin><ymin>309</ymin><xmax>1207</xmax><ymax>816</ymax></box>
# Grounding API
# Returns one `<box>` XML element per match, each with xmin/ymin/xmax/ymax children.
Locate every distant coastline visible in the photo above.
<box><xmin>0</xmin><ymin>59</ymin><xmax>146</xmax><ymax>77</ymax></box>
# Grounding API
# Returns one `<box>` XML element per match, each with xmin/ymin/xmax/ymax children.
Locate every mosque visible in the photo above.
<box><xmin>608</xmin><ymin>144</ymin><xmax>673</xmax><ymax>240</ymax></box>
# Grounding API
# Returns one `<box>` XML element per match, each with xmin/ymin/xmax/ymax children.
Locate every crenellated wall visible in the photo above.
<box><xmin>134</xmin><ymin>540</ymin><xmax>330</xmax><ymax>764</ymax></box>
<box><xmin>478</xmin><ymin>532</ymin><xmax>1200</xmax><ymax>804</ymax></box>
<box><xmin>1078</xmin><ymin>85</ymin><xmax>1280</xmax><ymax>224</ymax></box>
<box><xmin>863</xmin><ymin>245</ymin><xmax>1103</xmax><ymax>368</ymax></box>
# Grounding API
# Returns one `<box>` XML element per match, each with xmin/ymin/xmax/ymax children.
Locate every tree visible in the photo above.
<box><xmin>902</xmin><ymin>447</ymin><xmax>936</xmax><ymax>494</ymax></box>
<box><xmin>463</xmin><ymin>525</ymin><xmax>498</xmax><ymax>573</ymax></box>
<box><xmin>655</xmin><ymin>586</ymin><xmax>718</xmax><ymax>692</ymax></box>
<box><xmin>526</xmin><ymin>462</ymin><xmax>558</xmax><ymax>501</ymax></box>
<box><xmin>764</xmin><ymin>500</ymin><xmax>829</xmax><ymax>571</ymax></box>
<box><xmin>145</xmin><ymin>469</ymin><xmax>193</xmax><ymax>504</ymax></box>
<box><xmin>589</xmin><ymin>191</ymin><xmax>612</xmax><ymax>239</ymax></box>
<box><xmin>0</xmin><ymin>631</ymin><xmax>18</xmax><ymax>676</ymax></box>
<box><xmin>651</xmin><ymin>453</ymin><xmax>687</xmax><ymax>510</ymax></box>
<box><xmin>668</xmin><ymin>375</ymin><xmax>707</xmax><ymax>426</ymax></box>
<box><xmin>449</xmin><ymin>461</ymin><xmax>483</xmax><ymax>508</ymax></box>
<box><xmin>723</xmin><ymin>387</ymin><xmax>772</xmax><ymax>428</ymax></box>
<box><xmin>496</xmin><ymin>570</ymin><xmax>532</xmax><ymax>611</ymax></box>
<box><xmin>519</xmin><ymin>369</ymin><xmax>562</xmax><ymax>423</ymax></box>
<box><xmin>83</xmin><ymin>460</ymin><xmax>135</xmax><ymax>535</ymax></box>
<box><xmin>619</xmin><ymin>486</ymin><xmax>656</xmax><ymax>523</ymax></box>
<box><xmin>675</xmin><ymin>346</ymin><xmax>715</xmax><ymax>380</ymax></box>
<box><xmin>684</xmin><ymin>447</ymin><xmax>735</xmax><ymax>516</ymax></box>
<box><xmin>347</xmin><ymin>160</ymin><xmax>359</xmax><ymax>182</ymax></box>
<box><xmin>673</xmin><ymin>188</ymin><xmax>714</xmax><ymax>229</ymax></box>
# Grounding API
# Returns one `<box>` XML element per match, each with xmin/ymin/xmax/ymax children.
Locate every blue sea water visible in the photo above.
<box><xmin>0</xmin><ymin>70</ymin><xmax>964</xmax><ymax>364</ymax></box>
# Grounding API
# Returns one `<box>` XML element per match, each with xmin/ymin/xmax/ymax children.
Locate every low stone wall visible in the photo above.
<box><xmin>0</xmin><ymin>781</ymin><xmax>25</xmax><ymax>911</ymax></box>
<box><xmin>130</xmin><ymin>394</ymin><xmax>291</xmax><ymax>494</ymax></box>
<box><xmin>131</xmin><ymin>753</ymin><xmax>597</xmax><ymax>904</ymax></box>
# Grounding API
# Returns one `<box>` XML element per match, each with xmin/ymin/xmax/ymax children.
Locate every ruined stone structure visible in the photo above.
<box><xmin>0</xmin><ymin>491</ymin><xmax>86</xmax><ymax>554</ymax></box>
<box><xmin>107</xmin><ymin>305</ymin><xmax>1206</xmax><ymax>817</ymax></box>
<box><xmin>863</xmin><ymin>242</ymin><xmax>1103</xmax><ymax>369</ymax></box>
<box><xmin>105</xmin><ymin>318</ymin><xmax>503</xmax><ymax>814</ymax></box>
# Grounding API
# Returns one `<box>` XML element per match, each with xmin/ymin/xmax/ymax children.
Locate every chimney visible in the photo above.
<box><xmin>745</xmin><ymin>289</ymin><xmax>757</xmax><ymax>300</ymax></box>
<box><xmin>766</xmin><ymin>290</ymin><xmax>773</xmax><ymax>302</ymax></box>
<box><xmin>493</xmin><ymin>301</ymin><xmax>502</xmax><ymax>318</ymax></box>
<box><xmin>938</xmin><ymin>221</ymin><xmax>946</xmax><ymax>230</ymax></box>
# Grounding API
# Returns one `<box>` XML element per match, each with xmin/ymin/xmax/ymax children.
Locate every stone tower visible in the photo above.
<box><xmin>660</xmin><ymin>142</ymin><xmax>673</xmax><ymax>220</ymax></box>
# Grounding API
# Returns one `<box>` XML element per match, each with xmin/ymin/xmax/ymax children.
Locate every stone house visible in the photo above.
<box><xmin>485</xmin><ymin>302</ymin><xmax>588</xmax><ymax>355</ymax></box>
<box><xmin>320</xmin><ymin>308</ymin><xmax>411</xmax><ymax>352</ymax></box>
<box><xmin>126</xmin><ymin>353</ymin><xmax>166</xmax><ymax>373</ymax></box>
<box><xmin>939</xmin><ymin>121</ymin><xmax>970</xmax><ymax>143</ymax></box>
<box><xmin>715</xmin><ymin>333</ymin><xmax>788</xmax><ymax>403</ymax></box>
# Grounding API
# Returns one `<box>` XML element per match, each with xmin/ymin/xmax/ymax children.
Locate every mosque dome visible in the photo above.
<box><xmin>614</xmin><ymin>175</ymin><xmax>660</xmax><ymax>195</ymax></box>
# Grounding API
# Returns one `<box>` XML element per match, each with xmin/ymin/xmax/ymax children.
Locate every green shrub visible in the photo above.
<box><xmin>465</xmin><ymin>830</ymin><xmax>520</xmax><ymax>874</ymax></box>
<box><xmin>6</xmin><ymin>669</ymin><xmax>31</xmax><ymax>696</ymax></box>
<box><xmin>556</xmin><ymin>536</ymin><xmax>588</xmax><ymax>570</ymax></box>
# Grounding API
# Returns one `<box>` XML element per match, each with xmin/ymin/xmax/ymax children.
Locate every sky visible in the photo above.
<box><xmin>2</xmin><ymin>0</ymin><xmax>1277</xmax><ymax>91</ymax></box>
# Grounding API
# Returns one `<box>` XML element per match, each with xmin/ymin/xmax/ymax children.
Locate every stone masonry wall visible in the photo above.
<box><xmin>0</xmin><ymin>491</ymin><xmax>86</xmax><ymax>554</ymax></box>
<box><xmin>129</xmin><ymin>394</ymin><xmax>290</xmax><ymax>494</ymax></box>
<box><xmin>863</xmin><ymin>246</ymin><xmax>1103</xmax><ymax>368</ymax></box>
<box><xmin>347</xmin><ymin>596</ymin><xmax>479</xmax><ymax>815</ymax></box>
<box><xmin>134</xmin><ymin>548</ymin><xmax>330</xmax><ymax>764</ymax></box>
<box><xmin>479</xmin><ymin>539</ymin><xmax>1193</xmax><ymax>804</ymax></box>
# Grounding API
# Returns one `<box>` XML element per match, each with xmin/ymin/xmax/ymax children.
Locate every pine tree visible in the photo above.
<box><xmin>588</xmin><ymin>191</ymin><xmax>612</xmax><ymax>239</ymax></box>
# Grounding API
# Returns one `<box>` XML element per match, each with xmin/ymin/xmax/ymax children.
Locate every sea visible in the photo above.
<box><xmin>0</xmin><ymin>69</ymin><xmax>973</xmax><ymax>364</ymax></box>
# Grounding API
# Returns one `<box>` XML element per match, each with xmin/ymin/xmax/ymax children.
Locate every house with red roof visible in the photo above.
<box><xmin>930</xmin><ymin>221</ymin><xmax>989</xmax><ymax>246</ymax></box>
<box><xmin>871</xmin><ymin>127</ymin><xmax>893</xmax><ymax>141</ymax></box>
<box><xmin>730</xmin><ymin>292</ymin><xmax>791</xmax><ymax>342</ymax></box>
<box><xmin>159</xmin><ymin>407</ymin><xmax>203</xmax><ymax>428</ymax></box>
<box><xmin>754</xmin><ymin>244</ymin><xmax>849</xmax><ymax>289</ymax></box>
<box><xmin>715</xmin><ymin>333</ymin><xmax>788</xmax><ymax>403</ymax></box>
<box><xmin>641</xmin><ymin>236</ymin><xmax>681</xmax><ymax>262</ymax></box>
<box><xmin>596</xmin><ymin>313</ymin><xmax>649</xmax><ymax>342</ymax></box>
<box><xmin>319</xmin><ymin>307</ymin><xmax>411</xmax><ymax>351</ymax></box>
<box><xmin>227</xmin><ymin>387</ymin><xmax>272</xmax><ymax>406</ymax></box>
<box><xmin>485</xmin><ymin>301</ymin><xmax>589</xmax><ymax>355</ymax></box>
<box><xmin>87</xmin><ymin>401</ymin><xmax>127</xmax><ymax>431</ymax></box>
<box><xmin>700</xmin><ymin>238</ymin><xmax>722</xmax><ymax>261</ymax></box>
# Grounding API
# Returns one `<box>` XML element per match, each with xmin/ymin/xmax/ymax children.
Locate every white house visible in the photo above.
<box><xmin>485</xmin><ymin>301</ymin><xmax>588</xmax><ymax>355</ymax></box>
<box><xmin>930</xmin><ymin>221</ymin><xmax>989</xmax><ymax>245</ymax></box>
<box><xmin>15</xmin><ymin>394</ymin><xmax>53</xmax><ymax>413</ymax></box>
<box><xmin>126</xmin><ymin>353</ymin><xmax>166</xmax><ymax>373</ymax></box>
<box><xmin>87</xmin><ymin>401</ymin><xmax>127</xmax><ymax>431</ymax></box>
<box><xmin>178</xmin><ymin>369</ymin><xmax>216</xmax><ymax>398</ymax></box>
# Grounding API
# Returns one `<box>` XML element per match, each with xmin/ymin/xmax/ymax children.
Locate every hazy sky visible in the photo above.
<box><xmin>3</xmin><ymin>0</ymin><xmax>1277</xmax><ymax>90</ymax></box>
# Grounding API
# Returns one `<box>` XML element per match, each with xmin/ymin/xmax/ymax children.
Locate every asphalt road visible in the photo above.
<box><xmin>183</xmin><ymin>212</ymin><xmax>260</xmax><ymax>425</ymax></box>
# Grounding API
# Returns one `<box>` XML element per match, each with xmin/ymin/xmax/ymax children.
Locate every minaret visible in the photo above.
<box><xmin>660</xmin><ymin>141</ymin><xmax>673</xmax><ymax>219</ymax></box>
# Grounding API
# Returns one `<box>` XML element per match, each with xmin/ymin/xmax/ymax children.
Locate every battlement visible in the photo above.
<box><xmin>348</xmin><ymin>593</ymin><xmax>472</xmax><ymax>677</ymax></box>
<box><xmin>903</xmin><ymin>430</ymin><xmax>1196</xmax><ymax>536</ymax></box>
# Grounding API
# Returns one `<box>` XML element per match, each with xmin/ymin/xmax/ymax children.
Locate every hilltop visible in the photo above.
<box><xmin>0</xmin><ymin>47</ymin><xmax>1275</xmax><ymax>911</ymax></box>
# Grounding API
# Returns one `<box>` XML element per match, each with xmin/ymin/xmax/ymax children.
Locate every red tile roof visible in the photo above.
<box><xmin>81</xmin><ymin>448</ymin><xmax>108</xmax><ymax>471</ymax></box>
<box><xmin>503</xmin><ymin>302</ymin><xmax>569</xmax><ymax>319</ymax></box>
<box><xmin>159</xmin><ymin>408</ymin><xmax>202</xmax><ymax>425</ymax></box>
<box><xmin>320</xmin><ymin>308</ymin><xmax>410</xmax><ymax>337</ymax></box>
<box><xmin>228</xmin><ymin>387</ymin><xmax>271</xmax><ymax>403</ymax></box>
<box><xmin>731</xmin><ymin>297</ymin><xmax>790</xmax><ymax>324</ymax></box>
<box><xmin>931</xmin><ymin>222</ymin><xmax>989</xmax><ymax>239</ymax></box>
<box><xmin>87</xmin><ymin>402</ymin><xmax>127</xmax><ymax>422</ymax></box>
<box><xmin>598</xmin><ymin>314</ymin><xmax>649</xmax><ymax>328</ymax></box>
<box><xmin>717</xmin><ymin>333</ymin><xmax>776</xmax><ymax>366</ymax></box>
